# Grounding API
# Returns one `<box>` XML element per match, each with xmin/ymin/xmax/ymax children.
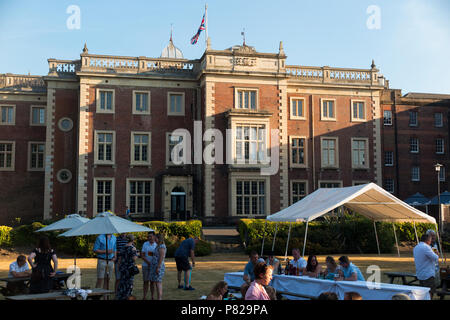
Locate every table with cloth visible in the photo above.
<box><xmin>224</xmin><ymin>272</ymin><xmax>430</xmax><ymax>300</ymax></box>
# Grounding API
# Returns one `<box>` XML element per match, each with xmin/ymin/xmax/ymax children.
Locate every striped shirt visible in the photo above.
<box><xmin>116</xmin><ymin>235</ymin><xmax>128</xmax><ymax>255</ymax></box>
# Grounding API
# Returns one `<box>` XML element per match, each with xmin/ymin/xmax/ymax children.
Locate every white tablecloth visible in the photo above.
<box><xmin>224</xmin><ymin>272</ymin><xmax>430</xmax><ymax>300</ymax></box>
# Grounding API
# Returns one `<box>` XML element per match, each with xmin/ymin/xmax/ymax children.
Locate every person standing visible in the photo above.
<box><xmin>115</xmin><ymin>233</ymin><xmax>129</xmax><ymax>293</ymax></box>
<box><xmin>141</xmin><ymin>231</ymin><xmax>157</xmax><ymax>299</ymax></box>
<box><xmin>174</xmin><ymin>236</ymin><xmax>199</xmax><ymax>290</ymax></box>
<box><xmin>149</xmin><ymin>233</ymin><xmax>167</xmax><ymax>300</ymax></box>
<box><xmin>28</xmin><ymin>236</ymin><xmax>58</xmax><ymax>294</ymax></box>
<box><xmin>116</xmin><ymin>234</ymin><xmax>139</xmax><ymax>300</ymax></box>
<box><xmin>414</xmin><ymin>233</ymin><xmax>439</xmax><ymax>299</ymax></box>
<box><xmin>93</xmin><ymin>233</ymin><xmax>117</xmax><ymax>290</ymax></box>
<box><xmin>125</xmin><ymin>206</ymin><xmax>131</xmax><ymax>221</ymax></box>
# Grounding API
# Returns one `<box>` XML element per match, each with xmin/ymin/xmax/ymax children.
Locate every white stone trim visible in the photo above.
<box><xmin>77</xmin><ymin>83</ymin><xmax>90</xmax><ymax>214</ymax></box>
<box><xmin>43</xmin><ymin>88</ymin><xmax>56</xmax><ymax>220</ymax></box>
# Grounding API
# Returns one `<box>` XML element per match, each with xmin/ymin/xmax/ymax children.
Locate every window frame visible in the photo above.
<box><xmin>0</xmin><ymin>141</ymin><xmax>15</xmax><ymax>171</ymax></box>
<box><xmin>93</xmin><ymin>178</ymin><xmax>115</xmax><ymax>215</ymax></box>
<box><xmin>132</xmin><ymin>90</ymin><xmax>151</xmax><ymax>115</ymax></box>
<box><xmin>130</xmin><ymin>131</ymin><xmax>151</xmax><ymax>166</ymax></box>
<box><xmin>30</xmin><ymin>105</ymin><xmax>46</xmax><ymax>126</ymax></box>
<box><xmin>167</xmin><ymin>91</ymin><xmax>185</xmax><ymax>116</ymax></box>
<box><xmin>166</xmin><ymin>132</ymin><xmax>186</xmax><ymax>166</ymax></box>
<box><xmin>0</xmin><ymin>104</ymin><xmax>16</xmax><ymax>126</ymax></box>
<box><xmin>28</xmin><ymin>141</ymin><xmax>45</xmax><ymax>171</ymax></box>
<box><xmin>290</xmin><ymin>180</ymin><xmax>308</xmax><ymax>205</ymax></box>
<box><xmin>435</xmin><ymin>113</ymin><xmax>443</xmax><ymax>128</ymax></box>
<box><xmin>320</xmin><ymin>98</ymin><xmax>337</xmax><ymax>121</ymax></box>
<box><xmin>289</xmin><ymin>97</ymin><xmax>306</xmax><ymax>120</ymax></box>
<box><xmin>351</xmin><ymin>137</ymin><xmax>369</xmax><ymax>169</ymax></box>
<box><xmin>439</xmin><ymin>167</ymin><xmax>446</xmax><ymax>182</ymax></box>
<box><xmin>289</xmin><ymin>136</ymin><xmax>307</xmax><ymax>168</ymax></box>
<box><xmin>384</xmin><ymin>151</ymin><xmax>394</xmax><ymax>167</ymax></box>
<box><xmin>126</xmin><ymin>178</ymin><xmax>155</xmax><ymax>215</ymax></box>
<box><xmin>384</xmin><ymin>178</ymin><xmax>395</xmax><ymax>193</ymax></box>
<box><xmin>94</xmin><ymin>130</ymin><xmax>116</xmax><ymax>165</ymax></box>
<box><xmin>383</xmin><ymin>110</ymin><xmax>393</xmax><ymax>126</ymax></box>
<box><xmin>411</xmin><ymin>166</ymin><xmax>420</xmax><ymax>182</ymax></box>
<box><xmin>350</xmin><ymin>99</ymin><xmax>366</xmax><ymax>122</ymax></box>
<box><xmin>96</xmin><ymin>88</ymin><xmax>115</xmax><ymax>114</ymax></box>
<box><xmin>409</xmin><ymin>111</ymin><xmax>418</xmax><ymax>127</ymax></box>
<box><xmin>436</xmin><ymin>138</ymin><xmax>445</xmax><ymax>154</ymax></box>
<box><xmin>318</xmin><ymin>180</ymin><xmax>343</xmax><ymax>188</ymax></box>
<box><xmin>320</xmin><ymin>136</ymin><xmax>339</xmax><ymax>168</ymax></box>
<box><xmin>234</xmin><ymin>87</ymin><xmax>259</xmax><ymax>110</ymax></box>
<box><xmin>229</xmin><ymin>172</ymin><xmax>270</xmax><ymax>217</ymax></box>
<box><xmin>410</xmin><ymin>137</ymin><xmax>419</xmax><ymax>154</ymax></box>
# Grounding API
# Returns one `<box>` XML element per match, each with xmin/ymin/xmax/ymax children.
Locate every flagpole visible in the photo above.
<box><xmin>205</xmin><ymin>3</ymin><xmax>208</xmax><ymax>46</ymax></box>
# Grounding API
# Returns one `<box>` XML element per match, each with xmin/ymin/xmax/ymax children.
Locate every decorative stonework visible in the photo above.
<box><xmin>43</xmin><ymin>88</ymin><xmax>56</xmax><ymax>220</ymax></box>
<box><xmin>204</xmin><ymin>81</ymin><xmax>215</xmax><ymax>217</ymax></box>
<box><xmin>77</xmin><ymin>82</ymin><xmax>90</xmax><ymax>214</ymax></box>
<box><xmin>278</xmin><ymin>82</ymin><xmax>289</xmax><ymax>209</ymax></box>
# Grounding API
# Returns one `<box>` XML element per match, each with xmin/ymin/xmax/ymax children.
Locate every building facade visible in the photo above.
<box><xmin>0</xmin><ymin>39</ymin><xmax>448</xmax><ymax>225</ymax></box>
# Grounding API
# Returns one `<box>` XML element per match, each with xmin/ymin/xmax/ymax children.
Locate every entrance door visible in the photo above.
<box><xmin>170</xmin><ymin>187</ymin><xmax>186</xmax><ymax>220</ymax></box>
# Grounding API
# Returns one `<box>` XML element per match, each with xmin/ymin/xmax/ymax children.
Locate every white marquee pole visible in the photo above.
<box><xmin>373</xmin><ymin>220</ymin><xmax>381</xmax><ymax>255</ymax></box>
<box><xmin>435</xmin><ymin>223</ymin><xmax>446</xmax><ymax>264</ymax></box>
<box><xmin>284</xmin><ymin>223</ymin><xmax>292</xmax><ymax>262</ymax></box>
<box><xmin>260</xmin><ymin>220</ymin><xmax>268</xmax><ymax>257</ymax></box>
<box><xmin>413</xmin><ymin>221</ymin><xmax>419</xmax><ymax>245</ymax></box>
<box><xmin>393</xmin><ymin>223</ymin><xmax>400</xmax><ymax>257</ymax></box>
<box><xmin>271</xmin><ymin>223</ymin><xmax>278</xmax><ymax>252</ymax></box>
<box><xmin>302</xmin><ymin>220</ymin><xmax>309</xmax><ymax>258</ymax></box>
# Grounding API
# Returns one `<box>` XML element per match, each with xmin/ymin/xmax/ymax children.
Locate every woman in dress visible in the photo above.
<box><xmin>116</xmin><ymin>234</ymin><xmax>138</xmax><ymax>300</ymax></box>
<box><xmin>28</xmin><ymin>236</ymin><xmax>58</xmax><ymax>293</ymax></box>
<box><xmin>303</xmin><ymin>255</ymin><xmax>322</xmax><ymax>278</ymax></box>
<box><xmin>245</xmin><ymin>262</ymin><xmax>273</xmax><ymax>300</ymax></box>
<box><xmin>149</xmin><ymin>233</ymin><xmax>167</xmax><ymax>300</ymax></box>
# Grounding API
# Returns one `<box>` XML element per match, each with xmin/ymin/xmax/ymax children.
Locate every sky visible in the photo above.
<box><xmin>0</xmin><ymin>0</ymin><xmax>449</xmax><ymax>94</ymax></box>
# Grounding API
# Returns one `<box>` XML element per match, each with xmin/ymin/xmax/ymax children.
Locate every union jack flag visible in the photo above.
<box><xmin>190</xmin><ymin>14</ymin><xmax>206</xmax><ymax>45</ymax></box>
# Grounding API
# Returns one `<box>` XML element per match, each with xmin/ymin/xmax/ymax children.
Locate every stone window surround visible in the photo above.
<box><xmin>320</xmin><ymin>98</ymin><xmax>337</xmax><ymax>121</ymax></box>
<box><xmin>0</xmin><ymin>104</ymin><xmax>16</xmax><ymax>125</ymax></box>
<box><xmin>167</xmin><ymin>91</ymin><xmax>185</xmax><ymax>116</ymax></box>
<box><xmin>58</xmin><ymin>117</ymin><xmax>73</xmax><ymax>132</ymax></box>
<box><xmin>125</xmin><ymin>178</ymin><xmax>155</xmax><ymax>215</ymax></box>
<box><xmin>289</xmin><ymin>96</ymin><xmax>306</xmax><ymax>120</ymax></box>
<box><xmin>94</xmin><ymin>130</ymin><xmax>116</xmax><ymax>166</ymax></box>
<box><xmin>130</xmin><ymin>131</ymin><xmax>151</xmax><ymax>166</ymax></box>
<box><xmin>132</xmin><ymin>90</ymin><xmax>151</xmax><ymax>115</ymax></box>
<box><xmin>165</xmin><ymin>132</ymin><xmax>187</xmax><ymax>167</ymax></box>
<box><xmin>234</xmin><ymin>87</ymin><xmax>259</xmax><ymax>110</ymax></box>
<box><xmin>350</xmin><ymin>99</ymin><xmax>366</xmax><ymax>122</ymax></box>
<box><xmin>290</xmin><ymin>179</ymin><xmax>308</xmax><ymax>205</ymax></box>
<box><xmin>0</xmin><ymin>140</ymin><xmax>15</xmax><ymax>171</ymax></box>
<box><xmin>289</xmin><ymin>135</ymin><xmax>308</xmax><ymax>168</ymax></box>
<box><xmin>28</xmin><ymin>141</ymin><xmax>45</xmax><ymax>172</ymax></box>
<box><xmin>93</xmin><ymin>177</ymin><xmax>115</xmax><ymax>215</ymax></box>
<box><xmin>30</xmin><ymin>105</ymin><xmax>46</xmax><ymax>126</ymax></box>
<box><xmin>229</xmin><ymin>172</ymin><xmax>270</xmax><ymax>217</ymax></box>
<box><xmin>320</xmin><ymin>136</ymin><xmax>339</xmax><ymax>169</ymax></box>
<box><xmin>351</xmin><ymin>137</ymin><xmax>370</xmax><ymax>169</ymax></box>
<box><xmin>96</xmin><ymin>88</ymin><xmax>115</xmax><ymax>114</ymax></box>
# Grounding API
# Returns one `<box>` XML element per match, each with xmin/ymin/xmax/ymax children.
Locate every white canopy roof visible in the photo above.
<box><xmin>267</xmin><ymin>183</ymin><xmax>436</xmax><ymax>224</ymax></box>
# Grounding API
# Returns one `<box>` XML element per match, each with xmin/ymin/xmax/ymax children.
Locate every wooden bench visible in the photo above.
<box><xmin>384</xmin><ymin>272</ymin><xmax>419</xmax><ymax>286</ymax></box>
<box><xmin>0</xmin><ymin>273</ymin><xmax>72</xmax><ymax>296</ymax></box>
<box><xmin>5</xmin><ymin>288</ymin><xmax>114</xmax><ymax>301</ymax></box>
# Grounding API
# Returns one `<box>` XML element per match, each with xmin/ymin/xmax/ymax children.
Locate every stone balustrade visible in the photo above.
<box><xmin>0</xmin><ymin>73</ymin><xmax>45</xmax><ymax>90</ymax></box>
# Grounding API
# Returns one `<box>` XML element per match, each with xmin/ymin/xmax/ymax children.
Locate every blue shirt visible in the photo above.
<box><xmin>244</xmin><ymin>258</ymin><xmax>265</xmax><ymax>281</ymax></box>
<box><xmin>174</xmin><ymin>238</ymin><xmax>195</xmax><ymax>258</ymax></box>
<box><xmin>93</xmin><ymin>234</ymin><xmax>117</xmax><ymax>260</ymax></box>
<box><xmin>413</xmin><ymin>242</ymin><xmax>439</xmax><ymax>280</ymax></box>
<box><xmin>342</xmin><ymin>263</ymin><xmax>365</xmax><ymax>281</ymax></box>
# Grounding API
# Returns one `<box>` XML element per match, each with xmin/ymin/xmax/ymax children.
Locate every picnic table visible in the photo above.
<box><xmin>0</xmin><ymin>273</ymin><xmax>73</xmax><ymax>296</ymax></box>
<box><xmin>5</xmin><ymin>288</ymin><xmax>114</xmax><ymax>300</ymax></box>
<box><xmin>384</xmin><ymin>272</ymin><xmax>419</xmax><ymax>285</ymax></box>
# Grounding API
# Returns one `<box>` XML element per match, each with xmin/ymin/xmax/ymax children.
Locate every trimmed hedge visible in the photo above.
<box><xmin>238</xmin><ymin>216</ymin><xmax>438</xmax><ymax>255</ymax></box>
<box><xmin>0</xmin><ymin>219</ymin><xmax>209</xmax><ymax>257</ymax></box>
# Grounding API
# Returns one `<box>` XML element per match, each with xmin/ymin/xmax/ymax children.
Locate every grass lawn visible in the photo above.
<box><xmin>1</xmin><ymin>249</ymin><xmax>448</xmax><ymax>300</ymax></box>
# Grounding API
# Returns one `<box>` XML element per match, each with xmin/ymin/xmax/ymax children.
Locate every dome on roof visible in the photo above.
<box><xmin>161</xmin><ymin>37</ymin><xmax>183</xmax><ymax>59</ymax></box>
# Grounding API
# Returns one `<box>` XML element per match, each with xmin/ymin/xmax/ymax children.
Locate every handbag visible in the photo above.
<box><xmin>128</xmin><ymin>264</ymin><xmax>139</xmax><ymax>276</ymax></box>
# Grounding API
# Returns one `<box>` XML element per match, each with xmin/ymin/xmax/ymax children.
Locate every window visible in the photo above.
<box><xmin>351</xmin><ymin>138</ymin><xmax>368</xmax><ymax>168</ymax></box>
<box><xmin>321</xmin><ymin>99</ymin><xmax>336</xmax><ymax>120</ymax></box>
<box><xmin>439</xmin><ymin>167</ymin><xmax>446</xmax><ymax>182</ymax></box>
<box><xmin>30</xmin><ymin>106</ymin><xmax>45</xmax><ymax>126</ymax></box>
<box><xmin>94</xmin><ymin>179</ymin><xmax>114</xmax><ymax>214</ymax></box>
<box><xmin>236</xmin><ymin>89</ymin><xmax>257</xmax><ymax>110</ymax></box>
<box><xmin>321</xmin><ymin>137</ymin><xmax>338</xmax><ymax>168</ymax></box>
<box><xmin>0</xmin><ymin>142</ymin><xmax>15</xmax><ymax>171</ymax></box>
<box><xmin>28</xmin><ymin>142</ymin><xmax>45</xmax><ymax>171</ymax></box>
<box><xmin>95</xmin><ymin>131</ymin><xmax>115</xmax><ymax>165</ymax></box>
<box><xmin>410</xmin><ymin>138</ymin><xmax>419</xmax><ymax>153</ymax></box>
<box><xmin>384</xmin><ymin>178</ymin><xmax>394</xmax><ymax>193</ymax></box>
<box><xmin>383</xmin><ymin>110</ymin><xmax>392</xmax><ymax>126</ymax></box>
<box><xmin>56</xmin><ymin>169</ymin><xmax>72</xmax><ymax>183</ymax></box>
<box><xmin>127</xmin><ymin>179</ymin><xmax>153</xmax><ymax>215</ymax></box>
<box><xmin>411</xmin><ymin>167</ymin><xmax>420</xmax><ymax>181</ymax></box>
<box><xmin>167</xmin><ymin>92</ymin><xmax>185</xmax><ymax>116</ymax></box>
<box><xmin>436</xmin><ymin>138</ymin><xmax>445</xmax><ymax>154</ymax></box>
<box><xmin>435</xmin><ymin>113</ymin><xmax>443</xmax><ymax>127</ymax></box>
<box><xmin>235</xmin><ymin>180</ymin><xmax>266</xmax><ymax>215</ymax></box>
<box><xmin>290</xmin><ymin>137</ymin><xmax>306</xmax><ymax>167</ymax></box>
<box><xmin>235</xmin><ymin>125</ymin><xmax>267</xmax><ymax>163</ymax></box>
<box><xmin>133</xmin><ymin>91</ymin><xmax>150</xmax><ymax>115</ymax></box>
<box><xmin>131</xmin><ymin>132</ymin><xmax>151</xmax><ymax>165</ymax></box>
<box><xmin>409</xmin><ymin>111</ymin><xmax>418</xmax><ymax>127</ymax></box>
<box><xmin>384</xmin><ymin>151</ymin><xmax>394</xmax><ymax>166</ymax></box>
<box><xmin>58</xmin><ymin>117</ymin><xmax>73</xmax><ymax>132</ymax></box>
<box><xmin>351</xmin><ymin>101</ymin><xmax>365</xmax><ymax>121</ymax></box>
<box><xmin>167</xmin><ymin>133</ymin><xmax>184</xmax><ymax>165</ymax></box>
<box><xmin>96</xmin><ymin>89</ymin><xmax>114</xmax><ymax>113</ymax></box>
<box><xmin>0</xmin><ymin>105</ymin><xmax>15</xmax><ymax>125</ymax></box>
<box><xmin>290</xmin><ymin>98</ymin><xmax>305</xmax><ymax>119</ymax></box>
<box><xmin>319</xmin><ymin>181</ymin><xmax>342</xmax><ymax>188</ymax></box>
<box><xmin>291</xmin><ymin>181</ymin><xmax>307</xmax><ymax>204</ymax></box>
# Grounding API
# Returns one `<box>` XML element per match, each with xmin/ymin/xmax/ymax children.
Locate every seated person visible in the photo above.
<box><xmin>336</xmin><ymin>256</ymin><xmax>365</xmax><ymax>281</ymax></box>
<box><xmin>240</xmin><ymin>251</ymin><xmax>265</xmax><ymax>294</ymax></box>
<box><xmin>304</xmin><ymin>255</ymin><xmax>322</xmax><ymax>278</ymax></box>
<box><xmin>286</xmin><ymin>248</ymin><xmax>307</xmax><ymax>276</ymax></box>
<box><xmin>317</xmin><ymin>292</ymin><xmax>338</xmax><ymax>300</ymax></box>
<box><xmin>391</xmin><ymin>293</ymin><xmax>411</xmax><ymax>300</ymax></box>
<box><xmin>323</xmin><ymin>256</ymin><xmax>340</xmax><ymax>280</ymax></box>
<box><xmin>344</xmin><ymin>291</ymin><xmax>363</xmax><ymax>300</ymax></box>
<box><xmin>207</xmin><ymin>281</ymin><xmax>228</xmax><ymax>300</ymax></box>
<box><xmin>265</xmin><ymin>251</ymin><xmax>280</xmax><ymax>274</ymax></box>
<box><xmin>7</xmin><ymin>255</ymin><xmax>31</xmax><ymax>295</ymax></box>
<box><xmin>245</xmin><ymin>262</ymin><xmax>273</xmax><ymax>300</ymax></box>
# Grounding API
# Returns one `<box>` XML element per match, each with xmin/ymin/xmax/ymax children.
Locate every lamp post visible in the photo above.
<box><xmin>435</xmin><ymin>163</ymin><xmax>443</xmax><ymax>236</ymax></box>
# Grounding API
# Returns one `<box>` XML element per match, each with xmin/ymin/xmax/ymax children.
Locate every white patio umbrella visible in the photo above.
<box><xmin>58</xmin><ymin>211</ymin><xmax>154</xmax><ymax>293</ymax></box>
<box><xmin>36</xmin><ymin>214</ymin><xmax>91</xmax><ymax>266</ymax></box>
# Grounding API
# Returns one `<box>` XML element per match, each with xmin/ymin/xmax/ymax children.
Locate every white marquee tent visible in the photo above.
<box><xmin>264</xmin><ymin>183</ymin><xmax>442</xmax><ymax>260</ymax></box>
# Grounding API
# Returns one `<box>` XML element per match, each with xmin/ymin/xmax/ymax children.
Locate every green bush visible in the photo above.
<box><xmin>0</xmin><ymin>226</ymin><xmax>13</xmax><ymax>247</ymax></box>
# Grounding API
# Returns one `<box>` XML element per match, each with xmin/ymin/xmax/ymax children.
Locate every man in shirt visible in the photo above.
<box><xmin>174</xmin><ymin>236</ymin><xmax>199</xmax><ymax>290</ymax></box>
<box><xmin>114</xmin><ymin>233</ymin><xmax>128</xmax><ymax>293</ymax></box>
<box><xmin>289</xmin><ymin>248</ymin><xmax>307</xmax><ymax>275</ymax></box>
<box><xmin>243</xmin><ymin>251</ymin><xmax>265</xmax><ymax>284</ymax></box>
<box><xmin>426</xmin><ymin>229</ymin><xmax>441</xmax><ymax>287</ymax></box>
<box><xmin>7</xmin><ymin>255</ymin><xmax>31</xmax><ymax>294</ymax></box>
<box><xmin>93</xmin><ymin>234</ymin><xmax>117</xmax><ymax>290</ymax></box>
<box><xmin>337</xmin><ymin>256</ymin><xmax>365</xmax><ymax>281</ymax></box>
<box><xmin>414</xmin><ymin>233</ymin><xmax>439</xmax><ymax>299</ymax></box>
<box><xmin>141</xmin><ymin>231</ymin><xmax>156</xmax><ymax>299</ymax></box>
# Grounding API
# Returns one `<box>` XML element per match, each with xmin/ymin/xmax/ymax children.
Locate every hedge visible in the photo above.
<box><xmin>238</xmin><ymin>216</ymin><xmax>439</xmax><ymax>255</ymax></box>
<box><xmin>0</xmin><ymin>220</ymin><xmax>209</xmax><ymax>257</ymax></box>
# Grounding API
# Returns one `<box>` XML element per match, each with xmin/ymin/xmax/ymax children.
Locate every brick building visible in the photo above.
<box><xmin>0</xmin><ymin>38</ymin><xmax>448</xmax><ymax>225</ymax></box>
